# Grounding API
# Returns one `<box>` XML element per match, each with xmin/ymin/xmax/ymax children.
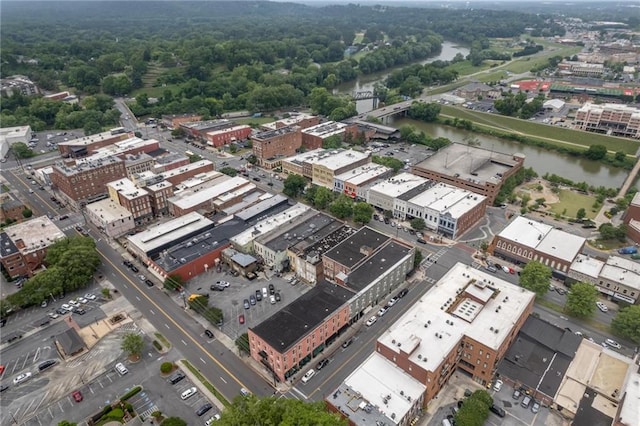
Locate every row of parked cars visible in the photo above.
<box><xmin>365</xmin><ymin>288</ymin><xmax>409</xmax><ymax>327</ymax></box>
<box><xmin>52</xmin><ymin>293</ymin><xmax>97</xmax><ymax>316</ymax></box>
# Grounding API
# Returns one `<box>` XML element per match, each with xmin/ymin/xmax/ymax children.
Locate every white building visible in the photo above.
<box><xmin>333</xmin><ymin>163</ymin><xmax>392</xmax><ymax>200</ymax></box>
<box><xmin>367</xmin><ymin>173</ymin><xmax>428</xmax><ymax>214</ymax></box>
<box><xmin>311</xmin><ymin>149</ymin><xmax>371</xmax><ymax>189</ymax></box>
<box><xmin>0</xmin><ymin>126</ymin><xmax>32</xmax><ymax>159</ymax></box>
<box><xmin>85</xmin><ymin>198</ymin><xmax>135</xmax><ymax>238</ymax></box>
<box><xmin>568</xmin><ymin>254</ymin><xmax>640</xmax><ymax>304</ymax></box>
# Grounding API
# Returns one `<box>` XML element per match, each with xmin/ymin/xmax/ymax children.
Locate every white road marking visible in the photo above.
<box><xmin>33</xmin><ymin>347</ymin><xmax>41</xmax><ymax>363</ymax></box>
<box><xmin>123</xmin><ymin>283</ymin><xmax>128</xmax><ymax>288</ymax></box>
<box><xmin>200</xmin><ymin>357</ymin><xmax>206</xmax><ymax>364</ymax></box>
<box><xmin>135</xmin><ymin>296</ymin><xmax>141</xmax><ymax>301</ymax></box>
<box><xmin>149</xmin><ymin>309</ymin><xmax>155</xmax><ymax>315</ymax></box>
<box><xmin>164</xmin><ymin>323</ymin><xmax>170</xmax><ymax>329</ymax></box>
<box><xmin>219</xmin><ymin>376</ymin><xmax>227</xmax><ymax>384</ymax></box>
<box><xmin>181</xmin><ymin>339</ymin><xmax>187</xmax><ymax>346</ymax></box>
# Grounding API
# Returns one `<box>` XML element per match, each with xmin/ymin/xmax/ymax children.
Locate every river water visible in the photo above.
<box><xmin>389</xmin><ymin>117</ymin><xmax>628</xmax><ymax>189</ymax></box>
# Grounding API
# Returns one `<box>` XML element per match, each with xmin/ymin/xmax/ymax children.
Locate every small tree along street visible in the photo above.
<box><xmin>410</xmin><ymin>217</ymin><xmax>426</xmax><ymax>231</ymax></box>
<box><xmin>519</xmin><ymin>261</ymin><xmax>551</xmax><ymax>298</ymax></box>
<box><xmin>121</xmin><ymin>332</ymin><xmax>144</xmax><ymax>359</ymax></box>
<box><xmin>283</xmin><ymin>174</ymin><xmax>307</xmax><ymax>198</ymax></box>
<box><xmin>564</xmin><ymin>282</ymin><xmax>597</xmax><ymax>318</ymax></box>
<box><xmin>454</xmin><ymin>389</ymin><xmax>493</xmax><ymax>426</ymax></box>
<box><xmin>612</xmin><ymin>305</ymin><xmax>640</xmax><ymax>344</ymax></box>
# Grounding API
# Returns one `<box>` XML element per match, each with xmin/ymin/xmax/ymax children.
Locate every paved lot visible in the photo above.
<box><xmin>187</xmin><ymin>266</ymin><xmax>311</xmax><ymax>340</ymax></box>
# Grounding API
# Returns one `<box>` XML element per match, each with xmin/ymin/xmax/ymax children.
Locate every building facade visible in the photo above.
<box><xmin>251</xmin><ymin>126</ymin><xmax>302</xmax><ymax>166</ymax></box>
<box><xmin>205</xmin><ymin>125</ymin><xmax>252</xmax><ymax>147</ymax></box>
<box><xmin>573</xmin><ymin>103</ymin><xmax>640</xmax><ymax>139</ymax></box>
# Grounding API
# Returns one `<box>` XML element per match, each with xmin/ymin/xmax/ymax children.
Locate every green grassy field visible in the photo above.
<box><xmin>548</xmin><ymin>190</ymin><xmax>597</xmax><ymax>218</ymax></box>
<box><xmin>233</xmin><ymin>116</ymin><xmax>276</xmax><ymax>126</ymax></box>
<box><xmin>439</xmin><ymin>105</ymin><xmax>640</xmax><ymax>154</ymax></box>
<box><xmin>353</xmin><ymin>33</ymin><xmax>364</xmax><ymax>44</ymax></box>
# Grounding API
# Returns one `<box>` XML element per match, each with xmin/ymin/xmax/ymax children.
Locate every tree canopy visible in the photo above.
<box><xmin>455</xmin><ymin>390</ymin><xmax>493</xmax><ymax>426</ymax></box>
<box><xmin>519</xmin><ymin>261</ymin><xmax>551</xmax><ymax>298</ymax></box>
<box><xmin>612</xmin><ymin>305</ymin><xmax>640</xmax><ymax>344</ymax></box>
<box><xmin>410</xmin><ymin>218</ymin><xmax>426</xmax><ymax>231</ymax></box>
<box><xmin>353</xmin><ymin>202</ymin><xmax>374</xmax><ymax>225</ymax></box>
<box><xmin>564</xmin><ymin>282</ymin><xmax>597</xmax><ymax>318</ymax></box>
<box><xmin>283</xmin><ymin>174</ymin><xmax>307</xmax><ymax>198</ymax></box>
<box><xmin>121</xmin><ymin>332</ymin><xmax>144</xmax><ymax>357</ymax></box>
<box><xmin>217</xmin><ymin>395</ymin><xmax>347</xmax><ymax>426</ymax></box>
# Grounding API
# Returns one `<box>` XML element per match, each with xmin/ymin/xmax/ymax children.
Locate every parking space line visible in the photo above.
<box><xmin>149</xmin><ymin>309</ymin><xmax>155</xmax><ymax>315</ymax></box>
<box><xmin>21</xmin><ymin>352</ymin><xmax>31</xmax><ymax>369</ymax></box>
<box><xmin>181</xmin><ymin>339</ymin><xmax>187</xmax><ymax>346</ymax></box>
<box><xmin>58</xmin><ymin>401</ymin><xmax>65</xmax><ymax>412</ymax></box>
<box><xmin>164</xmin><ymin>323</ymin><xmax>170</xmax><ymax>329</ymax></box>
<box><xmin>200</xmin><ymin>357</ymin><xmax>206</xmax><ymax>364</ymax></box>
<box><xmin>219</xmin><ymin>376</ymin><xmax>227</xmax><ymax>384</ymax></box>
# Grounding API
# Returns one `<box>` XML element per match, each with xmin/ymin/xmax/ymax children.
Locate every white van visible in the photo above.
<box><xmin>262</xmin><ymin>287</ymin><xmax>268</xmax><ymax>298</ymax></box>
<box><xmin>114</xmin><ymin>362</ymin><xmax>129</xmax><ymax>375</ymax></box>
<box><xmin>301</xmin><ymin>369</ymin><xmax>315</xmax><ymax>384</ymax></box>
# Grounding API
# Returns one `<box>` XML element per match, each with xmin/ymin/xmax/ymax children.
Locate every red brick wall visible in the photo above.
<box><xmin>163</xmin><ymin>162</ymin><xmax>215</xmax><ymax>186</ymax></box>
<box><xmin>51</xmin><ymin>161</ymin><xmax>127</xmax><ymax>203</ymax></box>
<box><xmin>206</xmin><ymin>126</ymin><xmax>252</xmax><ymax>147</ymax></box>
<box><xmin>148</xmin><ymin>243</ymin><xmax>228</xmax><ymax>283</ymax></box>
<box><xmin>252</xmin><ymin>129</ymin><xmax>302</xmax><ymax>162</ymax></box>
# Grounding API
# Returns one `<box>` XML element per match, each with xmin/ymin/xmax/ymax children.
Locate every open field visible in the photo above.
<box><xmin>439</xmin><ymin>105</ymin><xmax>640</xmax><ymax>154</ymax></box>
<box><xmin>233</xmin><ymin>116</ymin><xmax>276</xmax><ymax>126</ymax></box>
<box><xmin>547</xmin><ymin>189</ymin><xmax>597</xmax><ymax>219</ymax></box>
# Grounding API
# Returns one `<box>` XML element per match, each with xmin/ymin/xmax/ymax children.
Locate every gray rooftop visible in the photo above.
<box><xmin>263</xmin><ymin>212</ymin><xmax>339</xmax><ymax>253</ymax></box>
<box><xmin>253</xmin><ymin>126</ymin><xmax>298</xmax><ymax>141</ymax></box>
<box><xmin>397</xmin><ymin>181</ymin><xmax>437</xmax><ymax>201</ymax></box>
<box><xmin>323</xmin><ymin>227</ymin><xmax>389</xmax><ymax>268</ymax></box>
<box><xmin>413</xmin><ymin>143</ymin><xmax>520</xmax><ymax>186</ymax></box>
<box><xmin>235</xmin><ymin>194</ymin><xmax>290</xmax><ymax>222</ymax></box>
<box><xmin>346</xmin><ymin>241</ymin><xmax>412</xmax><ymax>292</ymax></box>
<box><xmin>181</xmin><ymin>119</ymin><xmax>232</xmax><ymax>132</ymax></box>
<box><xmin>290</xmin><ymin>225</ymin><xmax>356</xmax><ymax>260</ymax></box>
<box><xmin>54</xmin><ymin>156</ymin><xmax>123</xmax><ymax>176</ymax></box>
<box><xmin>250</xmin><ymin>281</ymin><xmax>354</xmax><ymax>352</ymax></box>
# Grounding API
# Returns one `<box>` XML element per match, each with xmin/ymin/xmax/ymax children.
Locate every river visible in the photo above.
<box><xmin>389</xmin><ymin>117</ymin><xmax>628</xmax><ymax>189</ymax></box>
<box><xmin>335</xmin><ymin>41</ymin><xmax>470</xmax><ymax>109</ymax></box>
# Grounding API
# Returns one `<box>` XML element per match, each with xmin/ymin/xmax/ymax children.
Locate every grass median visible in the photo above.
<box><xmin>180</xmin><ymin>359</ymin><xmax>231</xmax><ymax>408</ymax></box>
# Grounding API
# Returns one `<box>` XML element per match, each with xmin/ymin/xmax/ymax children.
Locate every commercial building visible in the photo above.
<box><xmin>0</xmin><ymin>216</ymin><xmax>66</xmax><ymax>278</ymax></box>
<box><xmin>623</xmin><ymin>192</ymin><xmax>640</xmax><ymax>243</ymax></box>
<box><xmin>322</xmin><ymin>227</ymin><xmax>390</xmax><ymax>282</ymax></box>
<box><xmin>145</xmin><ymin>180</ymin><xmax>174</xmax><ymax>217</ymax></box>
<box><xmin>106</xmin><ymin>178</ymin><xmax>154</xmax><ymax>225</ymax></box>
<box><xmin>404</xmin><ymin>183</ymin><xmax>487</xmax><ymax>239</ymax></box>
<box><xmin>180</xmin><ymin>119</ymin><xmax>233</xmax><ymax>139</ymax></box>
<box><xmin>152</xmin><ymin>153</ymin><xmax>190</xmax><ymax>174</ymax></box>
<box><xmin>558</xmin><ymin>61</ymin><xmax>605</xmax><ymax>77</ymax></box>
<box><xmin>0</xmin><ymin>192</ymin><xmax>27</xmax><ymax>224</ymax></box>
<box><xmin>85</xmin><ymin>198</ymin><xmax>135</xmax><ymax>238</ymax></box>
<box><xmin>57</xmin><ymin>128</ymin><xmax>132</xmax><ymax>158</ymax></box>
<box><xmin>301</xmin><ymin>121</ymin><xmax>358</xmax><ymax>151</ymax></box>
<box><xmin>77</xmin><ymin>137</ymin><xmax>160</xmax><ymax>164</ymax></box>
<box><xmin>160</xmin><ymin>159</ymin><xmax>215</xmax><ymax>186</ymax></box>
<box><xmin>311</xmin><ymin>149</ymin><xmax>370</xmax><ymax>189</ymax></box>
<box><xmin>50</xmin><ymin>156</ymin><xmax>128</xmax><ymax>208</ymax></box>
<box><xmin>367</xmin><ymin>173</ymin><xmax>429</xmax><ymax>214</ymax></box>
<box><xmin>251</xmin><ymin>126</ymin><xmax>302</xmax><ymax>166</ymax></box>
<box><xmin>253</xmin><ymin>211</ymin><xmax>340</xmax><ymax>273</ymax></box>
<box><xmin>568</xmin><ymin>254</ymin><xmax>640</xmax><ymax>304</ymax></box>
<box><xmin>0</xmin><ymin>125</ymin><xmax>31</xmax><ymax>147</ymax></box>
<box><xmin>280</xmin><ymin>149</ymin><xmax>326</xmax><ymax>178</ymax></box>
<box><xmin>167</xmin><ymin>176</ymin><xmax>253</xmax><ymax>217</ymax></box>
<box><xmin>260</xmin><ymin>113</ymin><xmax>319</xmax><ymax>131</ymax></box>
<box><xmin>0</xmin><ymin>75</ymin><xmax>38</xmax><ymax>97</ymax></box>
<box><xmin>249</xmin><ymin>281</ymin><xmax>354</xmax><ymax>382</ymax></box>
<box><xmin>411</xmin><ymin>143</ymin><xmax>525</xmax><ymax>204</ymax></box>
<box><xmin>491</xmin><ymin>216</ymin><xmax>586</xmax><ymax>277</ymax></box>
<box><xmin>161</xmin><ymin>113</ymin><xmax>203</xmax><ymax>129</ymax></box>
<box><xmin>573</xmin><ymin>103</ymin><xmax>640</xmax><ymax>139</ymax></box>
<box><xmin>334</xmin><ymin>164</ymin><xmax>392</xmax><ymax>200</ymax></box>
<box><xmin>205</xmin><ymin>125</ymin><xmax>252</xmax><ymax>147</ymax></box>
<box><xmin>455</xmin><ymin>81</ymin><xmax>499</xmax><ymax>100</ymax></box>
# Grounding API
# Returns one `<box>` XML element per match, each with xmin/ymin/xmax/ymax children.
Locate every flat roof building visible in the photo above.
<box><xmin>311</xmin><ymin>149</ymin><xmax>371</xmax><ymax>189</ymax></box>
<box><xmin>367</xmin><ymin>173</ymin><xmax>429</xmax><ymax>213</ymax></box>
<box><xmin>568</xmin><ymin>254</ymin><xmax>640</xmax><ymax>304</ymax></box>
<box><xmin>492</xmin><ymin>216</ymin><xmax>586</xmax><ymax>277</ymax></box>
<box><xmin>259</xmin><ymin>113</ymin><xmax>319</xmax><ymax>131</ymax></box>
<box><xmin>280</xmin><ymin>149</ymin><xmax>327</xmax><ymax>178</ymax></box>
<box><xmin>107</xmin><ymin>178</ymin><xmax>154</xmax><ymax>225</ymax></box>
<box><xmin>251</xmin><ymin>126</ymin><xmax>303</xmax><ymax>167</ymax></box>
<box><xmin>168</xmin><ymin>176</ymin><xmax>253</xmax><ymax>217</ymax></box>
<box><xmin>301</xmin><ymin>121</ymin><xmax>357</xmax><ymax>152</ymax></box>
<box><xmin>573</xmin><ymin>103</ymin><xmax>640</xmax><ymax>139</ymax></box>
<box><xmin>411</xmin><ymin>143</ymin><xmax>525</xmax><ymax>204</ymax></box>
<box><xmin>57</xmin><ymin>128</ymin><xmax>132</xmax><ymax>158</ymax></box>
<box><xmin>334</xmin><ymin>163</ymin><xmax>392</xmax><ymax>200</ymax></box>
<box><xmin>160</xmin><ymin>159</ymin><xmax>215</xmax><ymax>186</ymax></box>
<box><xmin>85</xmin><ymin>198</ymin><xmax>135</xmax><ymax>238</ymax></box>
<box><xmin>322</xmin><ymin>227</ymin><xmax>390</xmax><ymax>282</ymax></box>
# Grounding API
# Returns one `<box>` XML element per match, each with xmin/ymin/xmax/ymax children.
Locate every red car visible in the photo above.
<box><xmin>239</xmin><ymin>314</ymin><xmax>245</xmax><ymax>325</ymax></box>
<box><xmin>0</xmin><ymin>365</ymin><xmax>5</xmax><ymax>375</ymax></box>
<box><xmin>72</xmin><ymin>390</ymin><xmax>83</xmax><ymax>402</ymax></box>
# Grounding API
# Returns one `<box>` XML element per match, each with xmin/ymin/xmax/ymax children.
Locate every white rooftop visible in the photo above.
<box><xmin>169</xmin><ymin>176</ymin><xmax>250</xmax><ymax>210</ymax></box>
<box><xmin>378</xmin><ymin>263</ymin><xmax>535</xmax><ymax>372</ymax></box>
<box><xmin>206</xmin><ymin>124</ymin><xmax>250</xmax><ymax>138</ymax></box>
<box><xmin>444</xmin><ymin>193</ymin><xmax>486</xmax><ymax>219</ymax></box>
<box><xmin>427</xmin><ymin>187</ymin><xmax>470</xmax><ymax>213</ymax></box>
<box><xmin>282</xmin><ymin>148</ymin><xmax>328</xmax><ymax>165</ymax></box>
<box><xmin>261</xmin><ymin>113</ymin><xmax>315</xmax><ymax>130</ymax></box>
<box><xmin>343</xmin><ymin>352</ymin><xmax>426</xmax><ymax>425</ymax></box>
<box><xmin>127</xmin><ymin>212</ymin><xmax>213</xmax><ymax>254</ymax></box>
<box><xmin>570</xmin><ymin>254</ymin><xmax>604</xmax><ymax>279</ymax></box>
<box><xmin>302</xmin><ymin>121</ymin><xmax>348</xmax><ymax>138</ymax></box>
<box><xmin>631</xmin><ymin>192</ymin><xmax>640</xmax><ymax>207</ymax></box>
<box><xmin>312</xmin><ymin>149</ymin><xmax>369</xmax><ymax>171</ymax></box>
<box><xmin>107</xmin><ymin>178</ymin><xmax>149</xmax><ymax>200</ymax></box>
<box><xmin>230</xmin><ymin>204</ymin><xmax>309</xmax><ymax>247</ymax></box>
<box><xmin>57</xmin><ymin>128</ymin><xmax>131</xmax><ymax>147</ymax></box>
<box><xmin>336</xmin><ymin>164</ymin><xmax>391</xmax><ymax>186</ymax></box>
<box><xmin>160</xmin><ymin>159</ymin><xmax>214</xmax><ymax>180</ymax></box>
<box><xmin>618</xmin><ymin>372</ymin><xmax>640</xmax><ymax>426</ymax></box>
<box><xmin>0</xmin><ymin>126</ymin><xmax>30</xmax><ymax>139</ymax></box>
<box><xmin>3</xmin><ymin>216</ymin><xmax>65</xmax><ymax>255</ymax></box>
<box><xmin>369</xmin><ymin>173</ymin><xmax>428</xmax><ymax>198</ymax></box>
<box><xmin>498</xmin><ymin>216</ymin><xmax>554</xmax><ymax>249</ymax></box>
<box><xmin>600</xmin><ymin>256</ymin><xmax>640</xmax><ymax>291</ymax></box>
<box><xmin>213</xmin><ymin>183</ymin><xmax>256</xmax><ymax>205</ymax></box>
<box><xmin>86</xmin><ymin>198</ymin><xmax>133</xmax><ymax>223</ymax></box>
<box><xmin>536</xmin><ymin>229</ymin><xmax>585</xmax><ymax>263</ymax></box>
<box><xmin>174</xmin><ymin>172</ymin><xmax>227</xmax><ymax>192</ymax></box>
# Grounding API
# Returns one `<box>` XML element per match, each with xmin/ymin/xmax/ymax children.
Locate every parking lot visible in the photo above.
<box><xmin>370</xmin><ymin>141</ymin><xmax>434</xmax><ymax>170</ymax></box>
<box><xmin>187</xmin><ymin>266</ymin><xmax>311</xmax><ymax>339</ymax></box>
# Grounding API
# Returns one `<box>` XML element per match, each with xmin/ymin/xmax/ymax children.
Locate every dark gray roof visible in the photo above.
<box><xmin>264</xmin><ymin>213</ymin><xmax>339</xmax><ymax>252</ymax></box>
<box><xmin>323</xmin><ymin>227</ymin><xmax>389</xmax><ymax>268</ymax></box>
<box><xmin>0</xmin><ymin>232</ymin><xmax>18</xmax><ymax>258</ymax></box>
<box><xmin>57</xmin><ymin>328</ymin><xmax>85</xmax><ymax>355</ymax></box>
<box><xmin>250</xmin><ymin>281</ymin><xmax>354</xmax><ymax>352</ymax></box>
<box><xmin>235</xmin><ymin>195</ymin><xmax>290</xmax><ymax>222</ymax></box>
<box><xmin>397</xmin><ymin>181</ymin><xmax>437</xmax><ymax>202</ymax></box>
<box><xmin>346</xmin><ymin>241</ymin><xmax>412</xmax><ymax>292</ymax></box>
<box><xmin>572</xmin><ymin>388</ymin><xmax>613</xmax><ymax>426</ymax></box>
<box><xmin>497</xmin><ymin>316</ymin><xmax>580</xmax><ymax>398</ymax></box>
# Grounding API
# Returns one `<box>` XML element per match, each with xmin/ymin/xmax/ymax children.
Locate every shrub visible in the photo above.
<box><xmin>107</xmin><ymin>408</ymin><xmax>124</xmax><ymax>420</ymax></box>
<box><xmin>160</xmin><ymin>362</ymin><xmax>174</xmax><ymax>374</ymax></box>
<box><xmin>153</xmin><ymin>340</ymin><xmax>163</xmax><ymax>351</ymax></box>
<box><xmin>120</xmin><ymin>385</ymin><xmax>142</xmax><ymax>401</ymax></box>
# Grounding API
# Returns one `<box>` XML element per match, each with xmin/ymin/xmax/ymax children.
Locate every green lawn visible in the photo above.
<box><xmin>548</xmin><ymin>190</ymin><xmax>597</xmax><ymax>219</ymax></box>
<box><xmin>234</xmin><ymin>116</ymin><xmax>276</xmax><ymax>126</ymax></box>
<box><xmin>131</xmin><ymin>84</ymin><xmax>181</xmax><ymax>98</ymax></box>
<box><xmin>439</xmin><ymin>105</ymin><xmax>640</xmax><ymax>154</ymax></box>
<box><xmin>353</xmin><ymin>33</ymin><xmax>364</xmax><ymax>44</ymax></box>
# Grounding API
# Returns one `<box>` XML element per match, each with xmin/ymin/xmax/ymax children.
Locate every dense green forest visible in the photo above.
<box><xmin>1</xmin><ymin>1</ymin><xmax>566</xmax><ymax>121</ymax></box>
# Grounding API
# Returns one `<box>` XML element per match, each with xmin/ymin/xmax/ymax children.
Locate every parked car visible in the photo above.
<box><xmin>114</xmin><ymin>363</ymin><xmax>129</xmax><ymax>375</ymax></box>
<box><xmin>249</xmin><ymin>295</ymin><xmax>256</xmax><ymax>305</ymax></box>
<box><xmin>342</xmin><ymin>338</ymin><xmax>353</xmax><ymax>348</ymax></box>
<box><xmin>387</xmin><ymin>297</ymin><xmax>398</xmax><ymax>307</ymax></box>
<box><xmin>145</xmin><ymin>279</ymin><xmax>154</xmax><ymax>287</ymax></box>
<box><xmin>13</xmin><ymin>372</ymin><xmax>32</xmax><ymax>385</ymax></box>
<box><xmin>274</xmin><ymin>292</ymin><xmax>281</xmax><ymax>302</ymax></box>
<box><xmin>56</xmin><ymin>308</ymin><xmax>67</xmax><ymax>315</ymax></box>
<box><xmin>512</xmin><ymin>389</ymin><xmax>521</xmax><ymax>400</ymax></box>
<box><xmin>605</xmin><ymin>339</ymin><xmax>621</xmax><ymax>349</ymax></box>
<box><xmin>196</xmin><ymin>403</ymin><xmax>213</xmax><ymax>416</ymax></box>
<box><xmin>255</xmin><ymin>290</ymin><xmax>262</xmax><ymax>301</ymax></box>
<box><xmin>48</xmin><ymin>312</ymin><xmax>59</xmax><ymax>319</ymax></box>
<box><xmin>365</xmin><ymin>316</ymin><xmax>377</xmax><ymax>327</ymax></box>
<box><xmin>301</xmin><ymin>369</ymin><xmax>316</xmax><ymax>383</ymax></box>
<box><xmin>72</xmin><ymin>390</ymin><xmax>83</xmax><ymax>402</ymax></box>
<box><xmin>169</xmin><ymin>371</ymin><xmax>185</xmax><ymax>385</ymax></box>
<box><xmin>378</xmin><ymin>307</ymin><xmax>388</xmax><ymax>317</ymax></box>
<box><xmin>521</xmin><ymin>395</ymin><xmax>532</xmax><ymax>409</ymax></box>
<box><xmin>38</xmin><ymin>360</ymin><xmax>57</xmax><ymax>371</ymax></box>
<box><xmin>596</xmin><ymin>301</ymin><xmax>609</xmax><ymax>312</ymax></box>
<box><xmin>239</xmin><ymin>314</ymin><xmax>245</xmax><ymax>324</ymax></box>
<box><xmin>243</xmin><ymin>299</ymin><xmax>250</xmax><ymax>309</ymax></box>
<box><xmin>531</xmin><ymin>401</ymin><xmax>540</xmax><ymax>413</ymax></box>
<box><xmin>316</xmin><ymin>359</ymin><xmax>329</xmax><ymax>370</ymax></box>
<box><xmin>204</xmin><ymin>329</ymin><xmax>214</xmax><ymax>338</ymax></box>
<box><xmin>269</xmin><ymin>295</ymin><xmax>276</xmax><ymax>304</ymax></box>
<box><xmin>490</xmin><ymin>404</ymin><xmax>505</xmax><ymax>417</ymax></box>
<box><xmin>268</xmin><ymin>284</ymin><xmax>275</xmax><ymax>295</ymax></box>
<box><xmin>72</xmin><ymin>307</ymin><xmax>86</xmax><ymax>315</ymax></box>
<box><xmin>486</xmin><ymin>265</ymin><xmax>497</xmax><ymax>273</ymax></box>
<box><xmin>493</xmin><ymin>379</ymin><xmax>503</xmax><ymax>392</ymax></box>
<box><xmin>556</xmin><ymin>288</ymin><xmax>567</xmax><ymax>296</ymax></box>
<box><xmin>618</xmin><ymin>246</ymin><xmax>638</xmax><ymax>255</ymax></box>
<box><xmin>216</xmin><ymin>281</ymin><xmax>230</xmax><ymax>287</ymax></box>
<box><xmin>397</xmin><ymin>288</ymin><xmax>408</xmax><ymax>298</ymax></box>
<box><xmin>416</xmin><ymin>238</ymin><xmax>427</xmax><ymax>244</ymax></box>
<box><xmin>181</xmin><ymin>387</ymin><xmax>198</xmax><ymax>400</ymax></box>
<box><xmin>131</xmin><ymin>265</ymin><xmax>139</xmax><ymax>273</ymax></box>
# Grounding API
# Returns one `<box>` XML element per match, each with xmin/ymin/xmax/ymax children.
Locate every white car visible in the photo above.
<box><xmin>301</xmin><ymin>369</ymin><xmax>316</xmax><ymax>384</ymax></box>
<box><xmin>77</xmin><ymin>297</ymin><xmax>88</xmax><ymax>304</ymax></box>
<box><xmin>269</xmin><ymin>295</ymin><xmax>276</xmax><ymax>304</ymax></box>
<box><xmin>605</xmin><ymin>339</ymin><xmax>621</xmax><ymax>349</ymax></box>
<box><xmin>205</xmin><ymin>414</ymin><xmax>221</xmax><ymax>425</ymax></box>
<box><xmin>68</xmin><ymin>300</ymin><xmax>80</xmax><ymax>307</ymax></box>
<box><xmin>84</xmin><ymin>293</ymin><xmax>97</xmax><ymax>300</ymax></box>
<box><xmin>493</xmin><ymin>379</ymin><xmax>503</xmax><ymax>392</ymax></box>
<box><xmin>61</xmin><ymin>304</ymin><xmax>71</xmax><ymax>311</ymax></box>
<box><xmin>596</xmin><ymin>302</ymin><xmax>608</xmax><ymax>312</ymax></box>
<box><xmin>216</xmin><ymin>281</ymin><xmax>230</xmax><ymax>287</ymax></box>
<box><xmin>181</xmin><ymin>387</ymin><xmax>198</xmax><ymax>400</ymax></box>
<box><xmin>378</xmin><ymin>307</ymin><xmax>388</xmax><ymax>317</ymax></box>
<box><xmin>502</xmin><ymin>266</ymin><xmax>510</xmax><ymax>273</ymax></box>
<box><xmin>48</xmin><ymin>312</ymin><xmax>59</xmax><ymax>319</ymax></box>
<box><xmin>387</xmin><ymin>297</ymin><xmax>398</xmax><ymax>307</ymax></box>
<box><xmin>13</xmin><ymin>372</ymin><xmax>32</xmax><ymax>385</ymax></box>
<box><xmin>365</xmin><ymin>316</ymin><xmax>378</xmax><ymax>327</ymax></box>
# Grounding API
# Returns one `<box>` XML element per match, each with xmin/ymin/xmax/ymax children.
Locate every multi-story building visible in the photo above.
<box><xmin>326</xmin><ymin>263</ymin><xmax>535</xmax><ymax>426</ymax></box>
<box><xmin>152</xmin><ymin>153</ymin><xmax>190</xmax><ymax>174</ymax></box>
<box><xmin>573</xmin><ymin>103</ymin><xmax>640</xmax><ymax>139</ymax></box>
<box><xmin>491</xmin><ymin>216</ymin><xmax>586</xmax><ymax>277</ymax></box>
<box><xmin>411</xmin><ymin>143</ymin><xmax>525</xmax><ymax>205</ymax></box>
<box><xmin>57</xmin><ymin>128</ymin><xmax>132</xmax><ymax>158</ymax></box>
<box><xmin>79</xmin><ymin>137</ymin><xmax>160</xmax><ymax>162</ymax></box>
<box><xmin>251</xmin><ymin>126</ymin><xmax>302</xmax><ymax>166</ymax></box>
<box><xmin>301</xmin><ymin>121</ymin><xmax>358</xmax><ymax>151</ymax></box>
<box><xmin>85</xmin><ymin>198</ymin><xmax>135</xmax><ymax>238</ymax></box>
<box><xmin>0</xmin><ymin>216</ymin><xmax>65</xmax><ymax>278</ymax></box>
<box><xmin>205</xmin><ymin>125</ymin><xmax>252</xmax><ymax>147</ymax></box>
<box><xmin>367</xmin><ymin>173</ymin><xmax>429</xmax><ymax>214</ymax></box>
<box><xmin>1</xmin><ymin>125</ymin><xmax>32</xmax><ymax>159</ymax></box>
<box><xmin>404</xmin><ymin>182</ymin><xmax>487</xmax><ymax>239</ymax></box>
<box><xmin>123</xmin><ymin>152</ymin><xmax>155</xmax><ymax>177</ymax></box>
<box><xmin>50</xmin><ymin>156</ymin><xmax>128</xmax><ymax>208</ymax></box>
<box><xmin>0</xmin><ymin>192</ymin><xmax>27</xmax><ymax>224</ymax></box>
<box><xmin>311</xmin><ymin>149</ymin><xmax>371</xmax><ymax>189</ymax></box>
<box><xmin>180</xmin><ymin>119</ymin><xmax>233</xmax><ymax>139</ymax></box>
<box><xmin>107</xmin><ymin>178</ymin><xmax>154</xmax><ymax>225</ymax></box>
<box><xmin>0</xmin><ymin>75</ymin><xmax>39</xmax><ymax>97</ymax></box>
<box><xmin>567</xmin><ymin>254</ymin><xmax>640</xmax><ymax>305</ymax></box>
<box><xmin>624</xmin><ymin>192</ymin><xmax>640</xmax><ymax>243</ymax></box>
<box><xmin>259</xmin><ymin>113</ymin><xmax>319</xmax><ymax>131</ymax></box>
<box><xmin>333</xmin><ymin>164</ymin><xmax>392</xmax><ymax>200</ymax></box>
<box><xmin>322</xmin><ymin>227</ymin><xmax>390</xmax><ymax>283</ymax></box>
<box><xmin>558</xmin><ymin>61</ymin><xmax>605</xmax><ymax>77</ymax></box>
<box><xmin>160</xmin><ymin>159</ymin><xmax>215</xmax><ymax>186</ymax></box>
<box><xmin>161</xmin><ymin>113</ymin><xmax>202</xmax><ymax>129</ymax></box>
<box><xmin>146</xmin><ymin>180</ymin><xmax>174</xmax><ymax>217</ymax></box>
<box><xmin>280</xmin><ymin>149</ymin><xmax>326</xmax><ymax>178</ymax></box>
<box><xmin>167</xmin><ymin>176</ymin><xmax>253</xmax><ymax>217</ymax></box>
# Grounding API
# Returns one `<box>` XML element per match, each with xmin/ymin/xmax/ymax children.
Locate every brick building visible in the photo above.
<box><xmin>411</xmin><ymin>143</ymin><xmax>525</xmax><ymax>205</ymax></box>
<box><xmin>624</xmin><ymin>192</ymin><xmax>640</xmax><ymax>243</ymax></box>
<box><xmin>0</xmin><ymin>192</ymin><xmax>27</xmax><ymax>224</ymax></box>
<box><xmin>107</xmin><ymin>178</ymin><xmax>154</xmax><ymax>225</ymax></box>
<box><xmin>50</xmin><ymin>157</ymin><xmax>128</xmax><ymax>208</ymax></box>
<box><xmin>160</xmin><ymin>160</ymin><xmax>215</xmax><ymax>186</ymax></box>
<box><xmin>205</xmin><ymin>125</ymin><xmax>252</xmax><ymax>148</ymax></box>
<box><xmin>301</xmin><ymin>121</ymin><xmax>359</xmax><ymax>151</ymax></box>
<box><xmin>161</xmin><ymin>114</ymin><xmax>203</xmax><ymax>129</ymax></box>
<box><xmin>251</xmin><ymin>126</ymin><xmax>302</xmax><ymax>166</ymax></box>
<box><xmin>180</xmin><ymin>119</ymin><xmax>233</xmax><ymax>139</ymax></box>
<box><xmin>334</xmin><ymin>164</ymin><xmax>392</xmax><ymax>200</ymax></box>
<box><xmin>57</xmin><ymin>128</ymin><xmax>132</xmax><ymax>158</ymax></box>
<box><xmin>259</xmin><ymin>113</ymin><xmax>320</xmax><ymax>131</ymax></box>
<box><xmin>0</xmin><ymin>216</ymin><xmax>65</xmax><ymax>278</ymax></box>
